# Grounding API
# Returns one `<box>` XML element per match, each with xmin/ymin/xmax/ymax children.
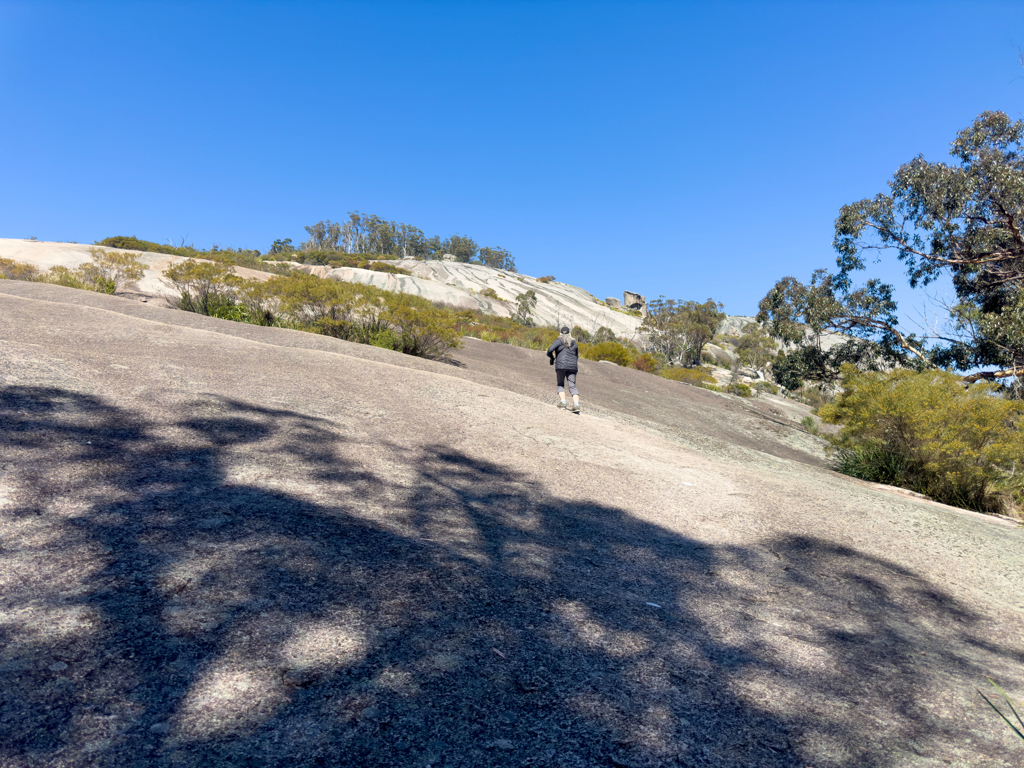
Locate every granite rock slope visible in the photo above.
<box><xmin>0</xmin><ymin>239</ymin><xmax>644</xmax><ymax>337</ymax></box>
<box><xmin>1</xmin><ymin>283</ymin><xmax>1023</xmax><ymax>768</ymax></box>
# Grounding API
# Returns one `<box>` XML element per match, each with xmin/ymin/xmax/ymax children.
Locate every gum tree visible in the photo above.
<box><xmin>761</xmin><ymin>111</ymin><xmax>1024</xmax><ymax>385</ymax></box>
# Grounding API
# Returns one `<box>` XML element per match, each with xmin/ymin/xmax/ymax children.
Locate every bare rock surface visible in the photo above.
<box><xmin>1</xmin><ymin>282</ymin><xmax>1023</xmax><ymax>768</ymax></box>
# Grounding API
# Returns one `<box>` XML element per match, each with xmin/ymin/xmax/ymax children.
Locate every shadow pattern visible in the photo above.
<box><xmin>1</xmin><ymin>385</ymin><xmax>1022</xmax><ymax>767</ymax></box>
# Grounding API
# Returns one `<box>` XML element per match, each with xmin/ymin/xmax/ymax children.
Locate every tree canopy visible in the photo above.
<box><xmin>296</xmin><ymin>213</ymin><xmax>516</xmax><ymax>271</ymax></box>
<box><xmin>641</xmin><ymin>297</ymin><xmax>725</xmax><ymax>366</ymax></box>
<box><xmin>759</xmin><ymin>110</ymin><xmax>1024</xmax><ymax>385</ymax></box>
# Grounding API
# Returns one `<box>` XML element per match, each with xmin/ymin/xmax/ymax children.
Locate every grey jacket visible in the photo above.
<box><xmin>547</xmin><ymin>337</ymin><xmax>579</xmax><ymax>370</ymax></box>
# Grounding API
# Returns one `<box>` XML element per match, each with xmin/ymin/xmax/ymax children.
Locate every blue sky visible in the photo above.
<box><xmin>2</xmin><ymin>1</ymin><xmax>1024</xmax><ymax>320</ymax></box>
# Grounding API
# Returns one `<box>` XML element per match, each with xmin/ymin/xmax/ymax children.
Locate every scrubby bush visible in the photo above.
<box><xmin>0</xmin><ymin>257</ymin><xmax>39</xmax><ymax>280</ymax></box>
<box><xmin>727</xmin><ymin>382</ymin><xmax>753</xmax><ymax>397</ymax></box>
<box><xmin>457</xmin><ymin>312</ymin><xmax>559</xmax><ymax>350</ymax></box>
<box><xmin>381</xmin><ymin>293</ymin><xmax>463</xmax><ymax>359</ymax></box>
<box><xmin>736</xmin><ymin>323</ymin><xmax>777</xmax><ymax>370</ymax></box>
<box><xmin>592</xmin><ymin>326</ymin><xmax>618</xmax><ymax>344</ymax></box>
<box><xmin>40</xmin><ymin>266</ymin><xmax>93</xmax><ymax>291</ymax></box>
<box><xmin>795</xmin><ymin>385</ymin><xmax>832</xmax><ymax>409</ymax></box>
<box><xmin>537</xmin><ymin>275</ymin><xmax>555</xmax><ymax>283</ymax></box>
<box><xmin>234</xmin><ymin>279</ymin><xmax>281</xmax><ymax>326</ymax></box>
<box><xmin>312</xmin><ymin>289</ymin><xmax>462</xmax><ymax>359</ymax></box>
<box><xmin>753</xmin><ymin>381</ymin><xmax>779</xmax><ymax>395</ymax></box>
<box><xmin>479</xmin><ymin>287</ymin><xmax>500</xmax><ymax>300</ymax></box>
<box><xmin>82</xmin><ymin>248</ymin><xmax>145</xmax><ymax>293</ymax></box>
<box><xmin>96</xmin><ymin>235</ymin><xmax>180</xmax><ymax>256</ymax></box>
<box><xmin>631</xmin><ymin>352</ymin><xmax>661</xmax><ymax>373</ymax></box>
<box><xmin>163</xmin><ymin>259</ymin><xmax>240</xmax><ymax>316</ymax></box>
<box><xmin>820</xmin><ymin>366</ymin><xmax>1024</xmax><ymax>515</ymax></box>
<box><xmin>579</xmin><ymin>340</ymin><xmax>635</xmax><ymax>366</ymax></box>
<box><xmin>570</xmin><ymin>326</ymin><xmax>590</xmax><ymax>344</ymax></box>
<box><xmin>659</xmin><ymin>365</ymin><xmax>717</xmax><ymax>389</ymax></box>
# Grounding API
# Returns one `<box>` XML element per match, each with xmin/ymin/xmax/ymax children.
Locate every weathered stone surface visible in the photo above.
<box><xmin>623</xmin><ymin>290</ymin><xmax>647</xmax><ymax>316</ymax></box>
<box><xmin>605</xmin><ymin>297</ymin><xmax>622</xmax><ymax>308</ymax></box>
<box><xmin>0</xmin><ymin>280</ymin><xmax>1022</xmax><ymax>768</ymax></box>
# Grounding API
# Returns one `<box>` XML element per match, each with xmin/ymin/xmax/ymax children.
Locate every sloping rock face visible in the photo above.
<box><xmin>0</xmin><ymin>240</ymin><xmax>645</xmax><ymax>337</ymax></box>
<box><xmin>2</xmin><ymin>281</ymin><xmax>1023</xmax><ymax>768</ymax></box>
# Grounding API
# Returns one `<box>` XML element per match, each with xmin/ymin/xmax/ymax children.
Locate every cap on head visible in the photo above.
<box><xmin>560</xmin><ymin>326</ymin><xmax>570</xmax><ymax>334</ymax></box>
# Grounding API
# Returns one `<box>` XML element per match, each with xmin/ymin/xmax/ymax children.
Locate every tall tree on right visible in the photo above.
<box><xmin>760</xmin><ymin>111</ymin><xmax>1024</xmax><ymax>385</ymax></box>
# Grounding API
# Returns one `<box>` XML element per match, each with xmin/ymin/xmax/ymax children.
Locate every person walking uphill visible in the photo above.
<box><xmin>547</xmin><ymin>327</ymin><xmax>581</xmax><ymax>413</ymax></box>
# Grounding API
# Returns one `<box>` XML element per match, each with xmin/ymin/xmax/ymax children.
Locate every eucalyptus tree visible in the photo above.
<box><xmin>302</xmin><ymin>220</ymin><xmax>343</xmax><ymax>252</ymax></box>
<box><xmin>641</xmin><ymin>297</ymin><xmax>725</xmax><ymax>366</ymax></box>
<box><xmin>760</xmin><ymin>110</ymin><xmax>1024</xmax><ymax>384</ymax></box>
<box><xmin>478</xmin><ymin>246</ymin><xmax>516</xmax><ymax>271</ymax></box>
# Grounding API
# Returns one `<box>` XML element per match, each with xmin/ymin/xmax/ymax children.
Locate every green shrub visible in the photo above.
<box><xmin>753</xmin><ymin>381</ymin><xmax>779</xmax><ymax>395</ymax></box>
<box><xmin>820</xmin><ymin>366</ymin><xmax>1024</xmax><ymax>515</ymax></box>
<box><xmin>381</xmin><ymin>293</ymin><xmax>463</xmax><ymax>359</ymax></box>
<box><xmin>570</xmin><ymin>326</ymin><xmax>591</xmax><ymax>344</ymax></box>
<box><xmin>456</xmin><ymin>311</ymin><xmax>559</xmax><ymax>350</ymax></box>
<box><xmin>800</xmin><ymin>415</ymin><xmax>820</xmax><ymax>434</ymax></box>
<box><xmin>285</xmin><ymin>276</ymin><xmax>460</xmax><ymax>359</ymax></box>
<box><xmin>268</xmin><ymin>271</ymin><xmax>371</xmax><ymax>323</ymax></box>
<box><xmin>660</xmin><ymin>366</ymin><xmax>717</xmax><ymax>389</ymax></box>
<box><xmin>96</xmin><ymin>235</ymin><xmax>181</xmax><ymax>256</ymax></box>
<box><xmin>97</xmin><ymin>236</ymin><xmax>277</xmax><ymax>273</ymax></box>
<box><xmin>40</xmin><ymin>266</ymin><xmax>93</xmax><ymax>291</ymax></box>
<box><xmin>163</xmin><ymin>259</ymin><xmax>240</xmax><ymax>316</ymax></box>
<box><xmin>579</xmin><ymin>340</ymin><xmax>635</xmax><ymax>366</ymax></box>
<box><xmin>727</xmin><ymin>382</ymin><xmax>753</xmax><ymax>397</ymax></box>
<box><xmin>83</xmin><ymin>248</ymin><xmax>145</xmax><ymax>293</ymax></box>
<box><xmin>367</xmin><ymin>262</ymin><xmax>411</xmax><ymax>275</ymax></box>
<box><xmin>235</xmin><ymin>279</ymin><xmax>280</xmax><ymax>326</ymax></box>
<box><xmin>480</xmin><ymin>287</ymin><xmax>500</xmax><ymax>300</ymax></box>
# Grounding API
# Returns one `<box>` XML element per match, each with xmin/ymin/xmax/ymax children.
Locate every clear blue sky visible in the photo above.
<box><xmin>2</xmin><ymin>1</ymin><xmax>1024</xmax><ymax>319</ymax></box>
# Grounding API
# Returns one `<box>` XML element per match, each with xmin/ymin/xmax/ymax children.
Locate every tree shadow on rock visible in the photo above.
<box><xmin>0</xmin><ymin>385</ymin><xmax>1021</xmax><ymax>768</ymax></box>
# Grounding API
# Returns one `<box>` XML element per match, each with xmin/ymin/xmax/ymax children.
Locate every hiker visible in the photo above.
<box><xmin>547</xmin><ymin>326</ymin><xmax>581</xmax><ymax>413</ymax></box>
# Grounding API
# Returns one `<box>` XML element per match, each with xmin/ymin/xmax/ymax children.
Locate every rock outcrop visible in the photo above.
<box><xmin>623</xmin><ymin>290</ymin><xmax>647</xmax><ymax>316</ymax></box>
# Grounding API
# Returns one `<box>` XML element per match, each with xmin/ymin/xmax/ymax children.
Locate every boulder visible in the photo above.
<box><xmin>623</xmin><ymin>291</ymin><xmax>647</xmax><ymax>316</ymax></box>
<box><xmin>606</xmin><ymin>297</ymin><xmax>622</xmax><ymax>308</ymax></box>
<box><xmin>441</xmin><ymin>253</ymin><xmax>457</xmax><ymax>262</ymax></box>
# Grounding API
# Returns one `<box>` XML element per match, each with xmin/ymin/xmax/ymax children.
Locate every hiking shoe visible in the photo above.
<box><xmin>569</xmin><ymin>402</ymin><xmax>580</xmax><ymax>413</ymax></box>
<box><xmin>557</xmin><ymin>400</ymin><xmax>566</xmax><ymax>409</ymax></box>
